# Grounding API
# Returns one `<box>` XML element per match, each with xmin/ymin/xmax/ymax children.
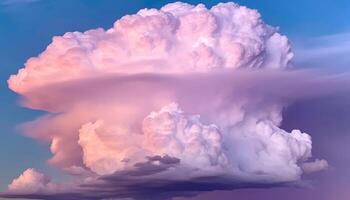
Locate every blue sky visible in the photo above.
<box><xmin>1</xmin><ymin>0</ymin><xmax>350</xmax><ymax>199</ymax></box>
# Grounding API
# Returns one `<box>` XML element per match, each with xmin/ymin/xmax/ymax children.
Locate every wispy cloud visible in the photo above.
<box><xmin>294</xmin><ymin>31</ymin><xmax>350</xmax><ymax>69</ymax></box>
<box><xmin>0</xmin><ymin>0</ymin><xmax>40</xmax><ymax>6</ymax></box>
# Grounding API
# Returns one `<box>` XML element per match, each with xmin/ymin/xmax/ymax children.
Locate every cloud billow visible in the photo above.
<box><xmin>2</xmin><ymin>2</ymin><xmax>329</xmax><ymax>200</ymax></box>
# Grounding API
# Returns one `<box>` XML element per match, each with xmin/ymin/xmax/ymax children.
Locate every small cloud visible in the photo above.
<box><xmin>7</xmin><ymin>169</ymin><xmax>51</xmax><ymax>194</ymax></box>
<box><xmin>302</xmin><ymin>159</ymin><xmax>329</xmax><ymax>174</ymax></box>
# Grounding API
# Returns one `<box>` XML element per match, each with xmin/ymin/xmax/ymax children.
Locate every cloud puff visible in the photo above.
<box><xmin>143</xmin><ymin>103</ymin><xmax>228</xmax><ymax>170</ymax></box>
<box><xmin>302</xmin><ymin>159</ymin><xmax>329</xmax><ymax>174</ymax></box>
<box><xmin>8</xmin><ymin>169</ymin><xmax>51</xmax><ymax>194</ymax></box>
<box><xmin>1</xmin><ymin>1</ymin><xmax>330</xmax><ymax>200</ymax></box>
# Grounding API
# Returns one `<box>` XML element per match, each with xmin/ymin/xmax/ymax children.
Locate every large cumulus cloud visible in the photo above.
<box><xmin>8</xmin><ymin>2</ymin><xmax>292</xmax><ymax>93</ymax></box>
<box><xmin>1</xmin><ymin>2</ymin><xmax>333</xmax><ymax>200</ymax></box>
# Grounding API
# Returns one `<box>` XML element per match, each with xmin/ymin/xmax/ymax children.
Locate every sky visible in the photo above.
<box><xmin>0</xmin><ymin>0</ymin><xmax>350</xmax><ymax>200</ymax></box>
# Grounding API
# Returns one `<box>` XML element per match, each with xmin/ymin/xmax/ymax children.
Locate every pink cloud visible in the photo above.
<box><xmin>2</xmin><ymin>2</ymin><xmax>336</xmax><ymax>200</ymax></box>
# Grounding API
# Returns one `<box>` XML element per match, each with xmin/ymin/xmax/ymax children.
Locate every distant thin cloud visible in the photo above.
<box><xmin>294</xmin><ymin>31</ymin><xmax>350</xmax><ymax>69</ymax></box>
<box><xmin>0</xmin><ymin>0</ymin><xmax>40</xmax><ymax>6</ymax></box>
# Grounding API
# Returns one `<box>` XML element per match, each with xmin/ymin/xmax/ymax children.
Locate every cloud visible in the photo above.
<box><xmin>302</xmin><ymin>159</ymin><xmax>329</xmax><ymax>174</ymax></box>
<box><xmin>8</xmin><ymin>1</ymin><xmax>293</xmax><ymax>93</ymax></box>
<box><xmin>1</xmin><ymin>1</ymin><xmax>335</xmax><ymax>200</ymax></box>
<box><xmin>294</xmin><ymin>31</ymin><xmax>350</xmax><ymax>69</ymax></box>
<box><xmin>8</xmin><ymin>169</ymin><xmax>51</xmax><ymax>193</ymax></box>
<box><xmin>0</xmin><ymin>0</ymin><xmax>40</xmax><ymax>6</ymax></box>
